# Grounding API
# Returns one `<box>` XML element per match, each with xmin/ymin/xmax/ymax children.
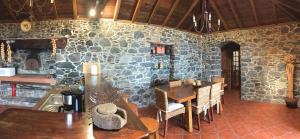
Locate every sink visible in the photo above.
<box><xmin>0</xmin><ymin>68</ymin><xmax>15</xmax><ymax>76</ymax></box>
<box><xmin>38</xmin><ymin>94</ymin><xmax>63</xmax><ymax>112</ymax></box>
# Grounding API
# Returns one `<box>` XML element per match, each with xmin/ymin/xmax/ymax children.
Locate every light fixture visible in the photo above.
<box><xmin>89</xmin><ymin>8</ymin><xmax>96</xmax><ymax>17</ymax></box>
<box><xmin>192</xmin><ymin>0</ymin><xmax>221</xmax><ymax>33</ymax></box>
<box><xmin>50</xmin><ymin>0</ymin><xmax>54</xmax><ymax>4</ymax></box>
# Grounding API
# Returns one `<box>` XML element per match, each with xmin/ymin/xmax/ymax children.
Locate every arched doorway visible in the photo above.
<box><xmin>221</xmin><ymin>42</ymin><xmax>241</xmax><ymax>91</ymax></box>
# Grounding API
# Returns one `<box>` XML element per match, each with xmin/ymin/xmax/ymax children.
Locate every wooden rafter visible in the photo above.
<box><xmin>1</xmin><ymin>0</ymin><xmax>17</xmax><ymax>22</ymax></box>
<box><xmin>276</xmin><ymin>3</ymin><xmax>298</xmax><ymax>20</ymax></box>
<box><xmin>52</xmin><ymin>0</ymin><xmax>58</xmax><ymax>19</ymax></box>
<box><xmin>114</xmin><ymin>0</ymin><xmax>122</xmax><ymax>20</ymax></box>
<box><xmin>275</xmin><ymin>0</ymin><xmax>300</xmax><ymax>13</ymax></box>
<box><xmin>162</xmin><ymin>0</ymin><xmax>180</xmax><ymax>26</ymax></box>
<box><xmin>209</xmin><ymin>0</ymin><xmax>229</xmax><ymax>30</ymax></box>
<box><xmin>271</xmin><ymin>0</ymin><xmax>278</xmax><ymax>23</ymax></box>
<box><xmin>227</xmin><ymin>0</ymin><xmax>242</xmax><ymax>28</ymax></box>
<box><xmin>148</xmin><ymin>0</ymin><xmax>160</xmax><ymax>23</ymax></box>
<box><xmin>176</xmin><ymin>0</ymin><xmax>199</xmax><ymax>28</ymax></box>
<box><xmin>72</xmin><ymin>0</ymin><xmax>78</xmax><ymax>19</ymax></box>
<box><xmin>249</xmin><ymin>0</ymin><xmax>259</xmax><ymax>25</ymax></box>
<box><xmin>132</xmin><ymin>0</ymin><xmax>143</xmax><ymax>22</ymax></box>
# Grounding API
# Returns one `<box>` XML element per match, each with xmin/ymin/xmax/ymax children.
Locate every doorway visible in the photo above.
<box><xmin>221</xmin><ymin>42</ymin><xmax>241</xmax><ymax>90</ymax></box>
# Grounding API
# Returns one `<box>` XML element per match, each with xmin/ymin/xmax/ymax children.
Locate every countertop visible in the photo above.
<box><xmin>0</xmin><ymin>74</ymin><xmax>148</xmax><ymax>139</ymax></box>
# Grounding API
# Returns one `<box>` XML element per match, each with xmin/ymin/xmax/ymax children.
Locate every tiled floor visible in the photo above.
<box><xmin>139</xmin><ymin>89</ymin><xmax>300</xmax><ymax>139</ymax></box>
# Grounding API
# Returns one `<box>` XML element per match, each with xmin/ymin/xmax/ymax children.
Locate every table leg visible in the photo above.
<box><xmin>185</xmin><ymin>100</ymin><xmax>193</xmax><ymax>132</ymax></box>
<box><xmin>11</xmin><ymin>83</ymin><xmax>16</xmax><ymax>97</ymax></box>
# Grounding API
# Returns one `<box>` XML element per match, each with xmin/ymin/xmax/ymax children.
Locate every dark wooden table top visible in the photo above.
<box><xmin>0</xmin><ymin>74</ymin><xmax>148</xmax><ymax>139</ymax></box>
<box><xmin>156</xmin><ymin>81</ymin><xmax>212</xmax><ymax>103</ymax></box>
<box><xmin>0</xmin><ymin>108</ymin><xmax>93</xmax><ymax>139</ymax></box>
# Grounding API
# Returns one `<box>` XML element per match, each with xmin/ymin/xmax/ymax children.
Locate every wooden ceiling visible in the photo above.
<box><xmin>0</xmin><ymin>0</ymin><xmax>299</xmax><ymax>33</ymax></box>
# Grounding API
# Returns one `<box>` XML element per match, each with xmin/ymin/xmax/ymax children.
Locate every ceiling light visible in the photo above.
<box><xmin>89</xmin><ymin>9</ymin><xmax>96</xmax><ymax>17</ymax></box>
<box><xmin>100</xmin><ymin>11</ymin><xmax>103</xmax><ymax>15</ymax></box>
<box><xmin>50</xmin><ymin>0</ymin><xmax>54</xmax><ymax>4</ymax></box>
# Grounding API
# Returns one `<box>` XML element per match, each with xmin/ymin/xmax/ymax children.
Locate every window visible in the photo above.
<box><xmin>233</xmin><ymin>51</ymin><xmax>239</xmax><ymax>70</ymax></box>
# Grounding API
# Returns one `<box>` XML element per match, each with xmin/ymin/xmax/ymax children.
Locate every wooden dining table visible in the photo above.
<box><xmin>155</xmin><ymin>81</ymin><xmax>212</xmax><ymax>132</ymax></box>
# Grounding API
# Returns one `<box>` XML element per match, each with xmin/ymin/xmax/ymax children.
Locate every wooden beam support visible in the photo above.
<box><xmin>209</xmin><ymin>0</ymin><xmax>229</xmax><ymax>30</ymax></box>
<box><xmin>275</xmin><ymin>0</ymin><xmax>300</xmax><ymax>13</ymax></box>
<box><xmin>1</xmin><ymin>0</ymin><xmax>17</xmax><ymax>22</ymax></box>
<box><xmin>271</xmin><ymin>0</ymin><xmax>278</xmax><ymax>23</ymax></box>
<box><xmin>52</xmin><ymin>0</ymin><xmax>58</xmax><ymax>19</ymax></box>
<box><xmin>227</xmin><ymin>0</ymin><xmax>242</xmax><ymax>28</ymax></box>
<box><xmin>132</xmin><ymin>0</ymin><xmax>143</xmax><ymax>22</ymax></box>
<box><xmin>162</xmin><ymin>0</ymin><xmax>180</xmax><ymax>26</ymax></box>
<box><xmin>114</xmin><ymin>0</ymin><xmax>122</xmax><ymax>20</ymax></box>
<box><xmin>276</xmin><ymin>3</ymin><xmax>298</xmax><ymax>20</ymax></box>
<box><xmin>148</xmin><ymin>0</ymin><xmax>160</xmax><ymax>23</ymax></box>
<box><xmin>249</xmin><ymin>0</ymin><xmax>259</xmax><ymax>25</ymax></box>
<box><xmin>72</xmin><ymin>0</ymin><xmax>78</xmax><ymax>19</ymax></box>
<box><xmin>176</xmin><ymin>0</ymin><xmax>199</xmax><ymax>28</ymax></box>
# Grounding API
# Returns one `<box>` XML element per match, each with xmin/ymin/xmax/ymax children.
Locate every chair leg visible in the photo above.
<box><xmin>164</xmin><ymin>120</ymin><xmax>168</xmax><ymax>137</ymax></box>
<box><xmin>181</xmin><ymin>114</ymin><xmax>184</xmax><ymax>127</ymax></box>
<box><xmin>207</xmin><ymin>109</ymin><xmax>211</xmax><ymax>123</ymax></box>
<box><xmin>155</xmin><ymin>131</ymin><xmax>159</xmax><ymax>139</ymax></box>
<box><xmin>222</xmin><ymin>95</ymin><xmax>225</xmax><ymax>104</ymax></box>
<box><xmin>197</xmin><ymin>114</ymin><xmax>201</xmax><ymax>131</ymax></box>
<box><xmin>210</xmin><ymin>107</ymin><xmax>214</xmax><ymax>121</ymax></box>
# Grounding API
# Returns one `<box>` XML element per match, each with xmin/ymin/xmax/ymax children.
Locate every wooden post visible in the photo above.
<box><xmin>285</xmin><ymin>54</ymin><xmax>296</xmax><ymax>99</ymax></box>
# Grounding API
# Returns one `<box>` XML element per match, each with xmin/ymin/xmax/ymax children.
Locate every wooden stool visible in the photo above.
<box><xmin>140</xmin><ymin>117</ymin><xmax>159</xmax><ymax>139</ymax></box>
<box><xmin>128</xmin><ymin>103</ymin><xmax>139</xmax><ymax>116</ymax></box>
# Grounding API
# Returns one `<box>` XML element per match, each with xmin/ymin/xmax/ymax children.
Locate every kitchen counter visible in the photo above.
<box><xmin>0</xmin><ymin>74</ymin><xmax>148</xmax><ymax>139</ymax></box>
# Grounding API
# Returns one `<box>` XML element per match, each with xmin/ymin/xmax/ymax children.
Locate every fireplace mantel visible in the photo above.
<box><xmin>0</xmin><ymin>38</ymin><xmax>67</xmax><ymax>49</ymax></box>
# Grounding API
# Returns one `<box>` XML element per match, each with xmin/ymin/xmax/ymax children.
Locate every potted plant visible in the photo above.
<box><xmin>284</xmin><ymin>54</ymin><xmax>298</xmax><ymax>108</ymax></box>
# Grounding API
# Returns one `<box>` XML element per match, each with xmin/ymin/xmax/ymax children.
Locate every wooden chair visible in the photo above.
<box><xmin>192</xmin><ymin>85</ymin><xmax>212</xmax><ymax>131</ymax></box>
<box><xmin>154</xmin><ymin>88</ymin><xmax>185</xmax><ymax>137</ymax></box>
<box><xmin>209</xmin><ymin>82</ymin><xmax>222</xmax><ymax>121</ymax></box>
<box><xmin>183</xmin><ymin>79</ymin><xmax>194</xmax><ymax>85</ymax></box>
<box><xmin>211</xmin><ymin>76</ymin><xmax>226</xmax><ymax>104</ymax></box>
<box><xmin>169</xmin><ymin>80</ymin><xmax>182</xmax><ymax>87</ymax></box>
<box><xmin>140</xmin><ymin>117</ymin><xmax>159</xmax><ymax>139</ymax></box>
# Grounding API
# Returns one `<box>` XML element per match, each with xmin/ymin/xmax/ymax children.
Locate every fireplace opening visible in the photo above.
<box><xmin>25</xmin><ymin>53</ymin><xmax>41</xmax><ymax>70</ymax></box>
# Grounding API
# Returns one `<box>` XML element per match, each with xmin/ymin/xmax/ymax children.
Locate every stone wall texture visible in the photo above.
<box><xmin>0</xmin><ymin>20</ymin><xmax>204</xmax><ymax>106</ymax></box>
<box><xmin>0</xmin><ymin>20</ymin><xmax>299</xmax><ymax>106</ymax></box>
<box><xmin>203</xmin><ymin>22</ymin><xmax>300</xmax><ymax>104</ymax></box>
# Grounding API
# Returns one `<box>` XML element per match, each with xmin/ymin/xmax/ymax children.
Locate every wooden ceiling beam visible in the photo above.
<box><xmin>249</xmin><ymin>0</ymin><xmax>259</xmax><ymax>25</ymax></box>
<box><xmin>132</xmin><ymin>0</ymin><xmax>143</xmax><ymax>22</ymax></box>
<box><xmin>275</xmin><ymin>0</ymin><xmax>300</xmax><ymax>13</ymax></box>
<box><xmin>227</xmin><ymin>0</ymin><xmax>242</xmax><ymax>28</ymax></box>
<box><xmin>275</xmin><ymin>3</ymin><xmax>298</xmax><ymax>20</ymax></box>
<box><xmin>176</xmin><ymin>0</ymin><xmax>199</xmax><ymax>28</ymax></box>
<box><xmin>209</xmin><ymin>0</ymin><xmax>229</xmax><ymax>30</ymax></box>
<box><xmin>148</xmin><ymin>0</ymin><xmax>160</xmax><ymax>23</ymax></box>
<box><xmin>52</xmin><ymin>1</ymin><xmax>58</xmax><ymax>19</ymax></box>
<box><xmin>162</xmin><ymin>0</ymin><xmax>180</xmax><ymax>26</ymax></box>
<box><xmin>271</xmin><ymin>0</ymin><xmax>278</xmax><ymax>23</ymax></box>
<box><xmin>1</xmin><ymin>0</ymin><xmax>17</xmax><ymax>22</ymax></box>
<box><xmin>72</xmin><ymin>0</ymin><xmax>78</xmax><ymax>19</ymax></box>
<box><xmin>114</xmin><ymin>0</ymin><xmax>122</xmax><ymax>20</ymax></box>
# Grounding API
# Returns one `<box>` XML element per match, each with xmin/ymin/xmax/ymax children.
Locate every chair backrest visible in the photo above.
<box><xmin>196</xmin><ymin>86</ymin><xmax>211</xmax><ymax>106</ymax></box>
<box><xmin>183</xmin><ymin>79</ymin><xmax>194</xmax><ymax>85</ymax></box>
<box><xmin>154</xmin><ymin>88</ymin><xmax>168</xmax><ymax>111</ymax></box>
<box><xmin>211</xmin><ymin>76</ymin><xmax>225</xmax><ymax>84</ymax></box>
<box><xmin>169</xmin><ymin>80</ymin><xmax>182</xmax><ymax>87</ymax></box>
<box><xmin>211</xmin><ymin>82</ymin><xmax>222</xmax><ymax>98</ymax></box>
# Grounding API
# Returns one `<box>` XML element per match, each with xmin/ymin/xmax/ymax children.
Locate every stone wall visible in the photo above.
<box><xmin>0</xmin><ymin>19</ymin><xmax>299</xmax><ymax>106</ymax></box>
<box><xmin>202</xmin><ymin>22</ymin><xmax>300</xmax><ymax>104</ymax></box>
<box><xmin>0</xmin><ymin>20</ymin><xmax>204</xmax><ymax>106</ymax></box>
